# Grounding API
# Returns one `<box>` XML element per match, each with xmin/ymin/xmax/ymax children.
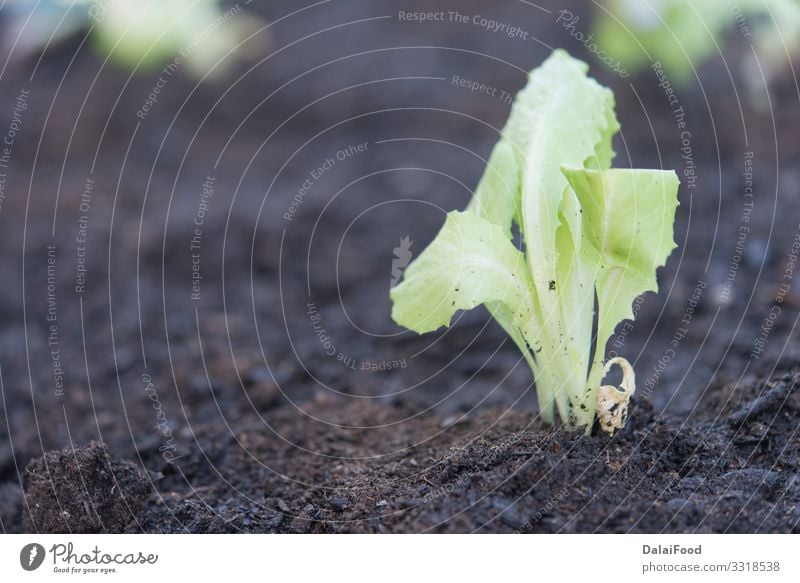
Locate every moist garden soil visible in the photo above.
<box><xmin>19</xmin><ymin>371</ymin><xmax>800</xmax><ymax>533</ymax></box>
<box><xmin>1</xmin><ymin>0</ymin><xmax>799</xmax><ymax>533</ymax></box>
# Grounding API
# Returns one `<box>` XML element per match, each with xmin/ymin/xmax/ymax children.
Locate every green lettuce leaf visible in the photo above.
<box><xmin>390</xmin><ymin>210</ymin><xmax>535</xmax><ymax>335</ymax></box>
<box><xmin>562</xmin><ymin>167</ymin><xmax>680</xmax><ymax>409</ymax></box>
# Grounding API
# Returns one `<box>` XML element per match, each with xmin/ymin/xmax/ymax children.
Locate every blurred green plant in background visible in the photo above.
<box><xmin>594</xmin><ymin>0</ymin><xmax>800</xmax><ymax>85</ymax></box>
<box><xmin>2</xmin><ymin>0</ymin><xmax>270</xmax><ymax>79</ymax></box>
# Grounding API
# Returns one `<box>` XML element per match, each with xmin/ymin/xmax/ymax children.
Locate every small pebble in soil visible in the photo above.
<box><xmin>329</xmin><ymin>497</ymin><xmax>349</xmax><ymax>511</ymax></box>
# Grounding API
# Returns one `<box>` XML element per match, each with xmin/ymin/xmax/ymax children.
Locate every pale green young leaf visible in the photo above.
<box><xmin>390</xmin><ymin>210</ymin><xmax>534</xmax><ymax>335</ymax></box>
<box><xmin>467</xmin><ymin>141</ymin><xmax>521</xmax><ymax>237</ymax></box>
<box><xmin>513</xmin><ymin>50</ymin><xmax>617</xmax><ymax>279</ymax></box>
<box><xmin>511</xmin><ymin>50</ymin><xmax>618</xmax><ymax>417</ymax></box>
<box><xmin>561</xmin><ymin>166</ymin><xmax>680</xmax><ymax>347</ymax></box>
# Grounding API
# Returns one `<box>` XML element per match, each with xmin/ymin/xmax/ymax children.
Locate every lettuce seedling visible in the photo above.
<box><xmin>92</xmin><ymin>0</ymin><xmax>269</xmax><ymax>78</ymax></box>
<box><xmin>390</xmin><ymin>50</ymin><xmax>679</xmax><ymax>434</ymax></box>
<box><xmin>3</xmin><ymin>0</ymin><xmax>268</xmax><ymax>79</ymax></box>
<box><xmin>593</xmin><ymin>0</ymin><xmax>800</xmax><ymax>84</ymax></box>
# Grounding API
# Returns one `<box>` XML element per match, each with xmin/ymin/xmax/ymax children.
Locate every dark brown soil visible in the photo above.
<box><xmin>1</xmin><ymin>0</ymin><xmax>800</xmax><ymax>533</ymax></box>
<box><xmin>24</xmin><ymin>443</ymin><xmax>151</xmax><ymax>533</ymax></box>
<box><xmin>17</xmin><ymin>369</ymin><xmax>800</xmax><ymax>533</ymax></box>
